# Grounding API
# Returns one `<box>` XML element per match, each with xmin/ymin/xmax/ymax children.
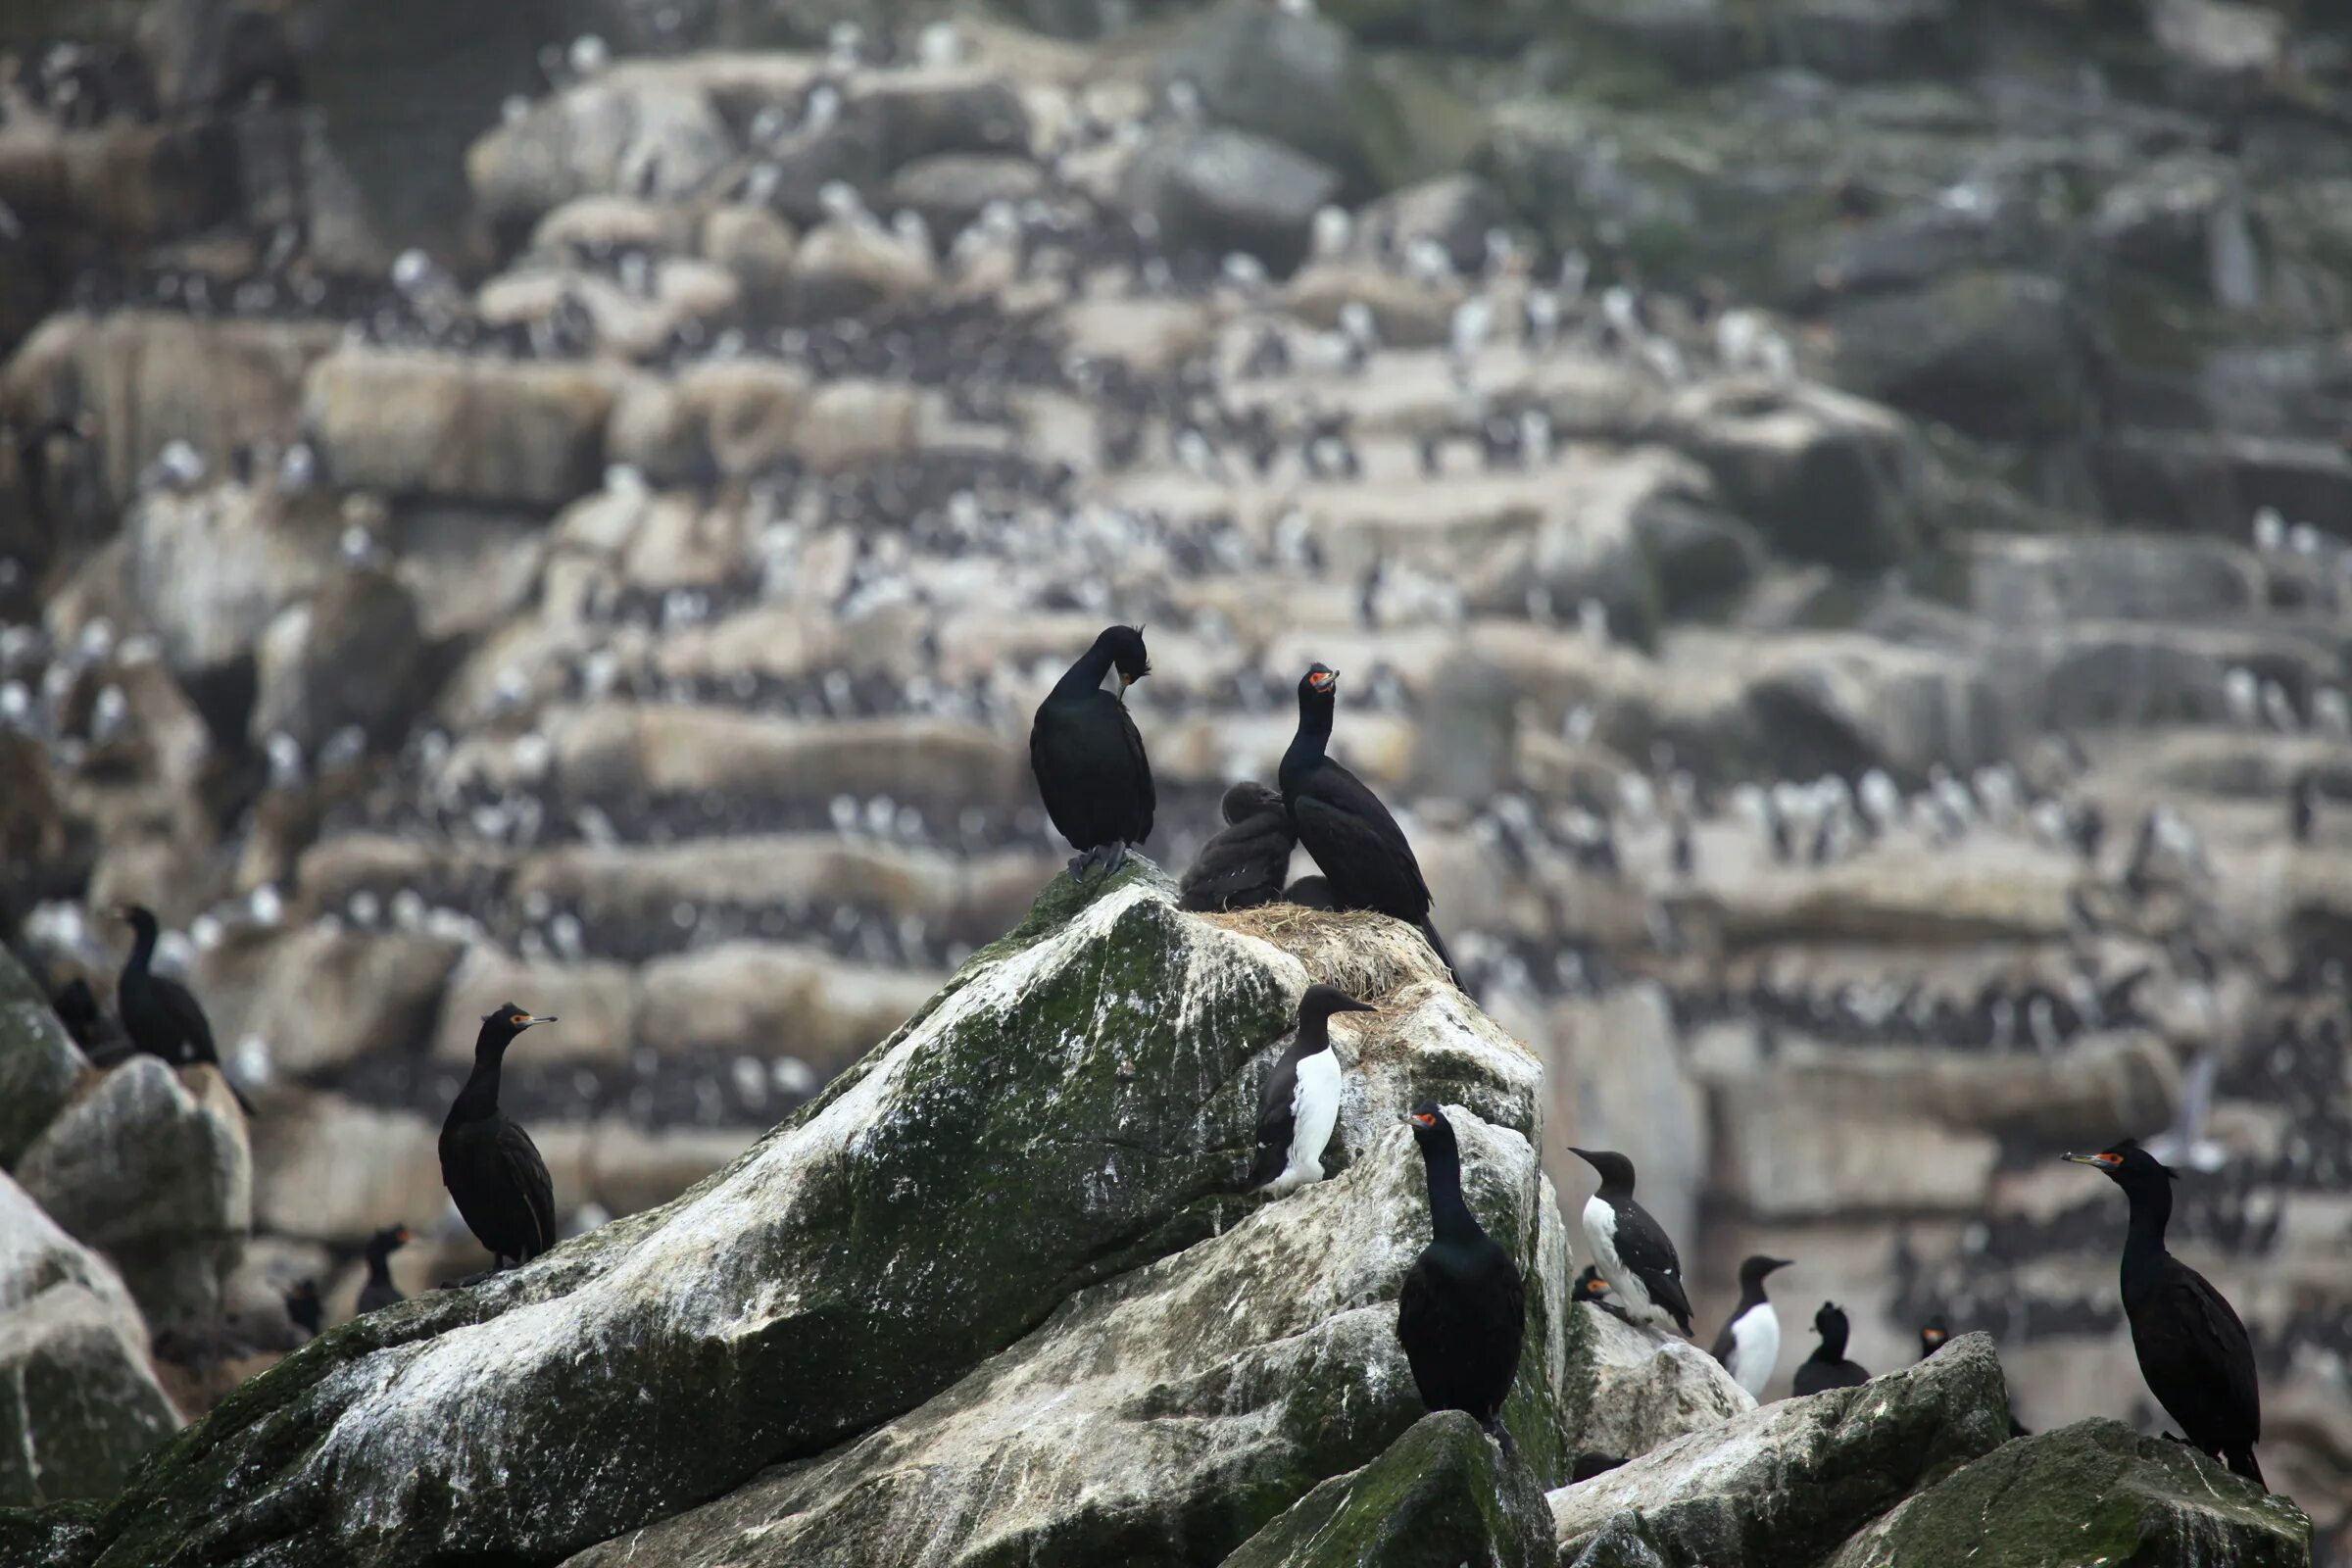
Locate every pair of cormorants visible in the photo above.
<box><xmin>1032</xmin><ymin>630</ymin><xmax>1455</xmax><ymax>979</ymax></box>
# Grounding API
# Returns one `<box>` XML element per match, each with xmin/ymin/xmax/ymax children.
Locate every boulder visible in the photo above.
<box><xmin>1124</xmin><ymin>128</ymin><xmax>1345</xmax><ymax>272</ymax></box>
<box><xmin>0</xmin><ymin>947</ymin><xmax>87</xmax><ymax>1167</ymax></box>
<box><xmin>794</xmin><ymin>219</ymin><xmax>938</xmax><ymax>318</ymax></box>
<box><xmin>885</xmin><ymin>152</ymin><xmax>1045</xmax><ymax>236</ymax></box>
<box><xmin>123</xmin><ymin>483</ymin><xmax>338</xmax><ymax>696</ymax></box>
<box><xmin>432</xmin><ymin>947</ymin><xmax>637</xmax><ymax>1066</ymax></box>
<box><xmin>248</xmin><ymin>567</ymin><xmax>432</xmax><ymax>753</ymax></box>
<box><xmin>1550</xmin><ymin>1335</ymin><xmax>2014</xmax><ymax>1564</ymax></box>
<box><xmin>54</xmin><ymin>866</ymin><xmax>1574</xmax><ymax>1566</ymax></box>
<box><xmin>1738</xmin><ymin>634</ymin><xmax>2004</xmax><ymax>780</ymax></box>
<box><xmin>1358</xmin><ymin>173</ymin><xmax>1514</xmax><ymax>277</ymax></box>
<box><xmin>1158</xmin><ymin>0</ymin><xmax>1410</xmax><ymax>198</ymax></box>
<box><xmin>1773</xmin><ymin>0</ymin><xmax>1959</xmax><ymax>81</ymax></box>
<box><xmin>249</xmin><ymin>1094</ymin><xmax>444</xmax><ymax>1244</ymax></box>
<box><xmin>1963</xmin><ymin>531</ymin><xmax>2260</xmax><ymax>625</ymax></box>
<box><xmin>798</xmin><ymin>379</ymin><xmax>922</xmax><ymax>473</ymax></box>
<box><xmin>15</xmin><ymin>1057</ymin><xmax>252</xmax><ymax>1333</ymax></box>
<box><xmin>466</xmin><ymin>69</ymin><xmax>739</xmax><ymax>241</ymax></box>
<box><xmin>1570</xmin><ymin>1303</ymin><xmax>1754</xmax><ymax>1466</ymax></box>
<box><xmin>241</xmin><ymin>926</ymin><xmax>464</xmax><ymax>1080</ymax></box>
<box><xmin>0</xmin><ymin>1281</ymin><xmax>181</xmax><ymax>1506</ymax></box>
<box><xmin>304</xmin><ymin>350</ymin><xmax>618</xmax><ymax>507</ymax></box>
<box><xmin>699</xmin><ymin>204</ymin><xmax>800</xmax><ymax>320</ymax></box>
<box><xmin>530</xmin><ymin>195</ymin><xmax>698</xmax><ymax>261</ymax></box>
<box><xmin>1571</xmin><ymin>0</ymin><xmax>1751</xmax><ymax>80</ymax></box>
<box><xmin>1220</xmin><ymin>1411</ymin><xmax>1557</xmax><ymax>1568</ymax></box>
<box><xmin>2147</xmin><ymin>0</ymin><xmax>2286</xmax><ymax>93</ymax></box>
<box><xmin>1828</xmin><ymin>270</ymin><xmax>2098</xmax><ymax>443</ymax></box>
<box><xmin>633</xmin><ymin>943</ymin><xmax>936</xmax><ymax>1076</ymax></box>
<box><xmin>849</xmin><ymin>70</ymin><xmax>1032</xmax><ymax>174</ymax></box>
<box><xmin>1825</xmin><ymin>1418</ymin><xmax>2312</xmax><ymax>1567</ymax></box>
<box><xmin>1649</xmin><ymin>379</ymin><xmax>1923</xmax><ymax>573</ymax></box>
<box><xmin>2091</xmin><ymin>429</ymin><xmax>2352</xmax><ymax>539</ymax></box>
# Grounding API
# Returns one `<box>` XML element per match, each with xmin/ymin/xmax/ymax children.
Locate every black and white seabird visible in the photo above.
<box><xmin>1398</xmin><ymin>1102</ymin><xmax>1524</xmax><ymax>1447</ymax></box>
<box><xmin>441</xmin><ymin>1004</ymin><xmax>559</xmax><ymax>1275</ymax></box>
<box><xmin>1570</xmin><ymin>1148</ymin><xmax>1693</xmax><ymax>1335</ymax></box>
<box><xmin>1030</xmin><ymin>625</ymin><xmax>1154</xmax><ymax>880</ymax></box>
<box><xmin>1248</xmin><ymin>985</ymin><xmax>1375</xmax><ymax>1196</ymax></box>
<box><xmin>114</xmin><ymin>904</ymin><xmax>251</xmax><ymax>1111</ymax></box>
<box><xmin>356</xmin><ymin>1224</ymin><xmax>412</xmax><ymax>1314</ymax></box>
<box><xmin>2066</xmin><ymin>1140</ymin><xmax>2264</xmax><ymax>1488</ymax></box>
<box><xmin>1281</xmin><ymin>663</ymin><xmax>1457</xmax><ymax>981</ymax></box>
<box><xmin>1791</xmin><ymin>1301</ymin><xmax>1871</xmax><ymax>1394</ymax></box>
<box><xmin>1709</xmin><ymin>1254</ymin><xmax>1791</xmax><ymax>1397</ymax></box>
<box><xmin>1179</xmin><ymin>781</ymin><xmax>1295</xmax><ymax>912</ymax></box>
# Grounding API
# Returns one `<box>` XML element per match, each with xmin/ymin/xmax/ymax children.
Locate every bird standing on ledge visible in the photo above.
<box><xmin>1792</xmin><ymin>1301</ymin><xmax>1870</xmax><ymax>1394</ymax></box>
<box><xmin>114</xmin><ymin>904</ymin><xmax>250</xmax><ymax>1111</ymax></box>
<box><xmin>357</xmin><ymin>1224</ymin><xmax>413</xmax><ymax>1314</ymax></box>
<box><xmin>441</xmin><ymin>1005</ymin><xmax>559</xmax><ymax>1277</ymax></box>
<box><xmin>1249</xmin><ymin>984</ymin><xmax>1374</xmax><ymax>1196</ymax></box>
<box><xmin>1710</xmin><ymin>1254</ymin><xmax>1792</xmax><ymax>1397</ymax></box>
<box><xmin>2067</xmin><ymin>1140</ymin><xmax>2264</xmax><ymax>1488</ymax></box>
<box><xmin>1397</xmin><ymin>1102</ymin><xmax>1524</xmax><ymax>1449</ymax></box>
<box><xmin>1570</xmin><ymin>1147</ymin><xmax>1693</xmax><ymax>1335</ymax></box>
<box><xmin>1030</xmin><ymin>625</ymin><xmax>1154</xmax><ymax>880</ymax></box>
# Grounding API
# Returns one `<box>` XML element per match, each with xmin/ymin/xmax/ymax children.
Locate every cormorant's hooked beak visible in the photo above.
<box><xmin>1308</xmin><ymin>668</ymin><xmax>1339</xmax><ymax>694</ymax></box>
<box><xmin>2062</xmin><ymin>1152</ymin><xmax>2117</xmax><ymax>1169</ymax></box>
<box><xmin>516</xmin><ymin>1013</ymin><xmax>557</xmax><ymax>1029</ymax></box>
<box><xmin>1407</xmin><ymin>1109</ymin><xmax>1437</xmax><ymax>1128</ymax></box>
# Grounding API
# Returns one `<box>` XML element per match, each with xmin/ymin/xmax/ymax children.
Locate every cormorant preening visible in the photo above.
<box><xmin>1710</xmin><ymin>1254</ymin><xmax>1791</xmax><ymax>1397</ymax></box>
<box><xmin>283</xmin><ymin>1279</ymin><xmax>321</xmax><ymax>1339</ymax></box>
<box><xmin>1791</xmin><ymin>1301</ymin><xmax>1870</xmax><ymax>1394</ymax></box>
<box><xmin>115</xmin><ymin>904</ymin><xmax>250</xmax><ymax>1111</ymax></box>
<box><xmin>1250</xmin><ymin>985</ymin><xmax>1374</xmax><ymax>1196</ymax></box>
<box><xmin>441</xmin><ymin>1005</ymin><xmax>559</xmax><ymax>1274</ymax></box>
<box><xmin>1398</xmin><ymin>1102</ymin><xmax>1524</xmax><ymax>1448</ymax></box>
<box><xmin>2066</xmin><ymin>1140</ymin><xmax>2264</xmax><ymax>1488</ymax></box>
<box><xmin>356</xmin><ymin>1224</ymin><xmax>413</xmax><ymax>1314</ymax></box>
<box><xmin>1030</xmin><ymin>625</ymin><xmax>1153</xmax><ymax>879</ymax></box>
<box><xmin>1280</xmin><ymin>664</ymin><xmax>1456</xmax><ymax>980</ymax></box>
<box><xmin>1179</xmin><ymin>781</ymin><xmax>1295</xmax><ymax>912</ymax></box>
<box><xmin>1570</xmin><ymin>1148</ymin><xmax>1693</xmax><ymax>1335</ymax></box>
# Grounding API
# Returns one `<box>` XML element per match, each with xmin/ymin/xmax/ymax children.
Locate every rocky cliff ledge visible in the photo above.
<box><xmin>0</xmin><ymin>867</ymin><xmax>2311</xmax><ymax>1567</ymax></box>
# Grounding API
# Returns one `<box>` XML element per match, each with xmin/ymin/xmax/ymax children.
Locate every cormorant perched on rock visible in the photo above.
<box><xmin>441</xmin><ymin>1005</ymin><xmax>559</xmax><ymax>1275</ymax></box>
<box><xmin>1398</xmin><ymin>1103</ymin><xmax>1523</xmax><ymax>1448</ymax></box>
<box><xmin>1792</xmin><ymin>1302</ymin><xmax>1870</xmax><ymax>1394</ymax></box>
<box><xmin>1030</xmin><ymin>625</ymin><xmax>1153</xmax><ymax>879</ymax></box>
<box><xmin>115</xmin><ymin>904</ymin><xmax>250</xmax><ymax>1110</ymax></box>
<box><xmin>1918</xmin><ymin>1316</ymin><xmax>1949</xmax><ymax>1359</ymax></box>
<box><xmin>1280</xmin><ymin>664</ymin><xmax>1456</xmax><ymax>979</ymax></box>
<box><xmin>1283</xmin><ymin>875</ymin><xmax>1334</xmax><ymax>909</ymax></box>
<box><xmin>2067</xmin><ymin>1140</ymin><xmax>2264</xmax><ymax>1488</ymax></box>
<box><xmin>282</xmin><ymin>1279</ymin><xmax>321</xmax><ymax>1339</ymax></box>
<box><xmin>1250</xmin><ymin>984</ymin><xmax>1373</xmax><ymax>1197</ymax></box>
<box><xmin>1569</xmin><ymin>1148</ymin><xmax>1693</xmax><ymax>1335</ymax></box>
<box><xmin>356</xmin><ymin>1224</ymin><xmax>412</xmax><ymax>1314</ymax></box>
<box><xmin>1179</xmin><ymin>782</ymin><xmax>1294</xmax><ymax>912</ymax></box>
<box><xmin>1572</xmin><ymin>1264</ymin><xmax>1610</xmax><ymax>1305</ymax></box>
<box><xmin>1710</xmin><ymin>1254</ymin><xmax>1791</xmax><ymax>1397</ymax></box>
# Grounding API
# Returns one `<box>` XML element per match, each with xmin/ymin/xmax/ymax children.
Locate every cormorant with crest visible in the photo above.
<box><xmin>1030</xmin><ymin>625</ymin><xmax>1154</xmax><ymax>879</ymax></box>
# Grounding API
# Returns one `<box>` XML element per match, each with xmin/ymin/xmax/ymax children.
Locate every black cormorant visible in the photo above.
<box><xmin>441</xmin><ymin>1005</ymin><xmax>559</xmax><ymax>1274</ymax></box>
<box><xmin>1249</xmin><ymin>984</ymin><xmax>1373</xmax><ymax>1196</ymax></box>
<box><xmin>1791</xmin><ymin>1301</ymin><xmax>1870</xmax><ymax>1394</ymax></box>
<box><xmin>283</xmin><ymin>1279</ymin><xmax>321</xmax><ymax>1339</ymax></box>
<box><xmin>115</xmin><ymin>904</ymin><xmax>250</xmax><ymax>1110</ymax></box>
<box><xmin>1283</xmin><ymin>875</ymin><xmax>1334</xmax><ymax>909</ymax></box>
<box><xmin>1179</xmin><ymin>781</ymin><xmax>1295</xmax><ymax>912</ymax></box>
<box><xmin>2066</xmin><ymin>1140</ymin><xmax>2264</xmax><ymax>1488</ymax></box>
<box><xmin>1569</xmin><ymin>1147</ymin><xmax>1693</xmax><ymax>1335</ymax></box>
<box><xmin>1398</xmin><ymin>1103</ymin><xmax>1523</xmax><ymax>1448</ymax></box>
<box><xmin>1030</xmin><ymin>625</ymin><xmax>1153</xmax><ymax>879</ymax></box>
<box><xmin>356</xmin><ymin>1224</ymin><xmax>412</xmax><ymax>1314</ymax></box>
<box><xmin>1710</xmin><ymin>1254</ymin><xmax>1791</xmax><ymax>1396</ymax></box>
<box><xmin>1280</xmin><ymin>664</ymin><xmax>1455</xmax><ymax>979</ymax></box>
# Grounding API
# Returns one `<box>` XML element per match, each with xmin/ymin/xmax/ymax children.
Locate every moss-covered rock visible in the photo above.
<box><xmin>1826</xmin><ymin>1418</ymin><xmax>2313</xmax><ymax>1568</ymax></box>
<box><xmin>48</xmin><ymin>862</ymin><xmax>1570</xmax><ymax>1568</ymax></box>
<box><xmin>1220</xmin><ymin>1410</ymin><xmax>1555</xmax><ymax>1568</ymax></box>
<box><xmin>0</xmin><ymin>948</ymin><xmax>86</xmax><ymax>1168</ymax></box>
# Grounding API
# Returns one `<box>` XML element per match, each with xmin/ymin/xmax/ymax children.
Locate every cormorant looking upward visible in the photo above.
<box><xmin>1179</xmin><ymin>782</ymin><xmax>1295</xmax><ymax>912</ymax></box>
<box><xmin>2066</xmin><ymin>1140</ymin><xmax>2264</xmax><ymax>1488</ymax></box>
<box><xmin>356</xmin><ymin>1224</ymin><xmax>412</xmax><ymax>1314</ymax></box>
<box><xmin>1030</xmin><ymin>625</ymin><xmax>1154</xmax><ymax>880</ymax></box>
<box><xmin>1397</xmin><ymin>1103</ymin><xmax>1524</xmax><ymax>1449</ymax></box>
<box><xmin>1710</xmin><ymin>1254</ymin><xmax>1791</xmax><ymax>1397</ymax></box>
<box><xmin>115</xmin><ymin>904</ymin><xmax>251</xmax><ymax>1111</ymax></box>
<box><xmin>1791</xmin><ymin>1301</ymin><xmax>1870</xmax><ymax>1394</ymax></box>
<box><xmin>1249</xmin><ymin>984</ymin><xmax>1374</xmax><ymax>1196</ymax></box>
<box><xmin>1570</xmin><ymin>1147</ymin><xmax>1693</xmax><ymax>1335</ymax></box>
<box><xmin>441</xmin><ymin>1005</ymin><xmax>559</xmax><ymax>1275</ymax></box>
<box><xmin>1280</xmin><ymin>664</ymin><xmax>1457</xmax><ymax>981</ymax></box>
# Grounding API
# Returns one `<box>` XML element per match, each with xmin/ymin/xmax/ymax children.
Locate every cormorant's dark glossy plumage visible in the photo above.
<box><xmin>2068</xmin><ymin>1140</ymin><xmax>2264</xmax><ymax>1488</ymax></box>
<box><xmin>1282</xmin><ymin>875</ymin><xmax>1334</xmax><ymax>909</ymax></box>
<box><xmin>1918</xmin><ymin>1316</ymin><xmax>1949</xmax><ymax>1359</ymax></box>
<box><xmin>1571</xmin><ymin>1264</ymin><xmax>1611</xmax><ymax>1305</ymax></box>
<box><xmin>1279</xmin><ymin>664</ymin><xmax>1455</xmax><ymax>980</ymax></box>
<box><xmin>115</xmin><ymin>904</ymin><xmax>250</xmax><ymax>1111</ymax></box>
<box><xmin>356</xmin><ymin>1224</ymin><xmax>412</xmax><ymax>1314</ymax></box>
<box><xmin>1792</xmin><ymin>1301</ymin><xmax>1871</xmax><ymax>1394</ymax></box>
<box><xmin>1570</xmin><ymin>1147</ymin><xmax>1694</xmax><ymax>1335</ymax></box>
<box><xmin>283</xmin><ymin>1279</ymin><xmax>321</xmax><ymax>1339</ymax></box>
<box><xmin>1179</xmin><ymin>782</ymin><xmax>1295</xmax><ymax>912</ymax></box>
<box><xmin>1030</xmin><ymin>625</ymin><xmax>1153</xmax><ymax>879</ymax></box>
<box><xmin>49</xmin><ymin>976</ymin><xmax>105</xmax><ymax>1054</ymax></box>
<box><xmin>1398</xmin><ymin>1102</ymin><xmax>1524</xmax><ymax>1447</ymax></box>
<box><xmin>1248</xmin><ymin>984</ymin><xmax>1373</xmax><ymax>1194</ymax></box>
<box><xmin>441</xmin><ymin>1005</ymin><xmax>559</xmax><ymax>1273</ymax></box>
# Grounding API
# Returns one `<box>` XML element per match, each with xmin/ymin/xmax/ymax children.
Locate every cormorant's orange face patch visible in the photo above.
<box><xmin>1410</xmin><ymin>1111</ymin><xmax>1437</xmax><ymax>1127</ymax></box>
<box><xmin>1308</xmin><ymin>669</ymin><xmax>1337</xmax><ymax>693</ymax></box>
<box><xmin>509</xmin><ymin>1012</ymin><xmax>530</xmax><ymax>1028</ymax></box>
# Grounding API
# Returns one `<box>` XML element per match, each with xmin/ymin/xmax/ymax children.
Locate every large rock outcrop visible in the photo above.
<box><xmin>7</xmin><ymin>866</ymin><xmax>1579</xmax><ymax>1567</ymax></box>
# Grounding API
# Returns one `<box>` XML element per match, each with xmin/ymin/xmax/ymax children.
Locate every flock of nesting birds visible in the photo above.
<box><xmin>74</xmin><ymin>622</ymin><xmax>2274</xmax><ymax>1495</ymax></box>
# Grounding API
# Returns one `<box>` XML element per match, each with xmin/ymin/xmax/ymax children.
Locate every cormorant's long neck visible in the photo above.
<box><xmin>365</xmin><ymin>1249</ymin><xmax>396</xmax><ymax>1288</ymax></box>
<box><xmin>1817</xmin><ymin>1320</ymin><xmax>1848</xmax><ymax>1359</ymax></box>
<box><xmin>449</xmin><ymin>1047</ymin><xmax>506</xmax><ymax>1125</ymax></box>
<box><xmin>1052</xmin><ymin>642</ymin><xmax>1117</xmax><ymax>703</ymax></box>
<box><xmin>1282</xmin><ymin>694</ymin><xmax>1334</xmax><ymax>787</ymax></box>
<box><xmin>1422</xmin><ymin>1143</ymin><xmax>1480</xmax><ymax>1243</ymax></box>
<box><xmin>125</xmin><ymin>921</ymin><xmax>157</xmax><ymax>976</ymax></box>
<box><xmin>2121</xmin><ymin>1179</ymin><xmax>2173</xmax><ymax>1283</ymax></box>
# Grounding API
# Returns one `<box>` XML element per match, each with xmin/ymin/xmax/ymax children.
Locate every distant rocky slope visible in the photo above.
<box><xmin>0</xmin><ymin>868</ymin><xmax>2313</xmax><ymax>1565</ymax></box>
<box><xmin>1</xmin><ymin>0</ymin><xmax>2350</xmax><ymax>1558</ymax></box>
